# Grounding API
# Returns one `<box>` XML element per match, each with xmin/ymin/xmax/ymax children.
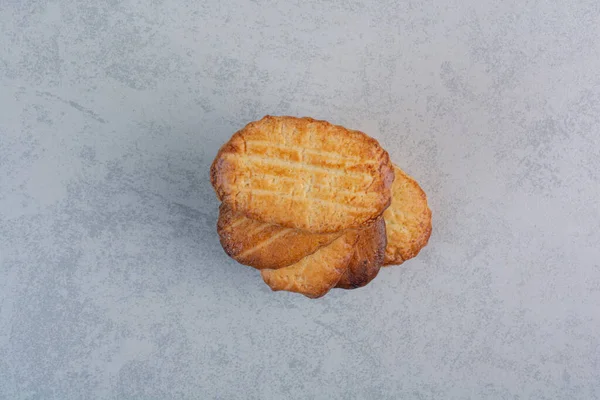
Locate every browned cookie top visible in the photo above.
<box><xmin>261</xmin><ymin>229</ymin><xmax>360</xmax><ymax>299</ymax></box>
<box><xmin>383</xmin><ymin>165</ymin><xmax>432</xmax><ymax>265</ymax></box>
<box><xmin>217</xmin><ymin>202</ymin><xmax>340</xmax><ymax>270</ymax></box>
<box><xmin>211</xmin><ymin>115</ymin><xmax>394</xmax><ymax>233</ymax></box>
<box><xmin>336</xmin><ymin>216</ymin><xmax>386</xmax><ymax>289</ymax></box>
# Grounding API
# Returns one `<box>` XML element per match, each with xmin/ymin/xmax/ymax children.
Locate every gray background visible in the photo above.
<box><xmin>1</xmin><ymin>0</ymin><xmax>599</xmax><ymax>399</ymax></box>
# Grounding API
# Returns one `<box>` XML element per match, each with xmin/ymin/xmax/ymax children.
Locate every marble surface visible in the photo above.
<box><xmin>2</xmin><ymin>1</ymin><xmax>600</xmax><ymax>399</ymax></box>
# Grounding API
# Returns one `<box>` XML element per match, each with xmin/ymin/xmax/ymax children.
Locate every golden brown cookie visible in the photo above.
<box><xmin>217</xmin><ymin>203</ymin><xmax>341</xmax><ymax>270</ymax></box>
<box><xmin>260</xmin><ymin>230</ymin><xmax>360</xmax><ymax>298</ymax></box>
<box><xmin>210</xmin><ymin>115</ymin><xmax>394</xmax><ymax>233</ymax></box>
<box><xmin>335</xmin><ymin>216</ymin><xmax>386</xmax><ymax>289</ymax></box>
<box><xmin>383</xmin><ymin>166</ymin><xmax>432</xmax><ymax>265</ymax></box>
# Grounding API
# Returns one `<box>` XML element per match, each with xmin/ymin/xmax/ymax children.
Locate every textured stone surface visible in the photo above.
<box><xmin>1</xmin><ymin>1</ymin><xmax>600</xmax><ymax>399</ymax></box>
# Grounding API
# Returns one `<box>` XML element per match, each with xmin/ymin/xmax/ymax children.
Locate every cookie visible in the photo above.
<box><xmin>210</xmin><ymin>116</ymin><xmax>394</xmax><ymax>233</ymax></box>
<box><xmin>217</xmin><ymin>203</ymin><xmax>340</xmax><ymax>270</ymax></box>
<box><xmin>335</xmin><ymin>216</ymin><xmax>386</xmax><ymax>289</ymax></box>
<box><xmin>383</xmin><ymin>166</ymin><xmax>432</xmax><ymax>265</ymax></box>
<box><xmin>260</xmin><ymin>230</ymin><xmax>360</xmax><ymax>298</ymax></box>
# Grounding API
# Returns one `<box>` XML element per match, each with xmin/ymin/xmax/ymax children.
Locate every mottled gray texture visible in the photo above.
<box><xmin>1</xmin><ymin>0</ymin><xmax>600</xmax><ymax>399</ymax></box>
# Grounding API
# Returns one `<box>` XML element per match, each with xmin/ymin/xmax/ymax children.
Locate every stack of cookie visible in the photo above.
<box><xmin>210</xmin><ymin>116</ymin><xmax>431</xmax><ymax>298</ymax></box>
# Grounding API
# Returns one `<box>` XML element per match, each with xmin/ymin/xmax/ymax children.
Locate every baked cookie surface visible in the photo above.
<box><xmin>217</xmin><ymin>203</ymin><xmax>340</xmax><ymax>270</ymax></box>
<box><xmin>383</xmin><ymin>166</ymin><xmax>432</xmax><ymax>265</ymax></box>
<box><xmin>336</xmin><ymin>216</ymin><xmax>386</xmax><ymax>289</ymax></box>
<box><xmin>260</xmin><ymin>230</ymin><xmax>360</xmax><ymax>298</ymax></box>
<box><xmin>210</xmin><ymin>116</ymin><xmax>394</xmax><ymax>233</ymax></box>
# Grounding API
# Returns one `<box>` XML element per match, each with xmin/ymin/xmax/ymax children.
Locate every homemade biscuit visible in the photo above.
<box><xmin>336</xmin><ymin>216</ymin><xmax>386</xmax><ymax>289</ymax></box>
<box><xmin>260</xmin><ymin>230</ymin><xmax>360</xmax><ymax>298</ymax></box>
<box><xmin>383</xmin><ymin>166</ymin><xmax>432</xmax><ymax>265</ymax></box>
<box><xmin>217</xmin><ymin>203</ymin><xmax>340</xmax><ymax>270</ymax></box>
<box><xmin>210</xmin><ymin>115</ymin><xmax>395</xmax><ymax>233</ymax></box>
